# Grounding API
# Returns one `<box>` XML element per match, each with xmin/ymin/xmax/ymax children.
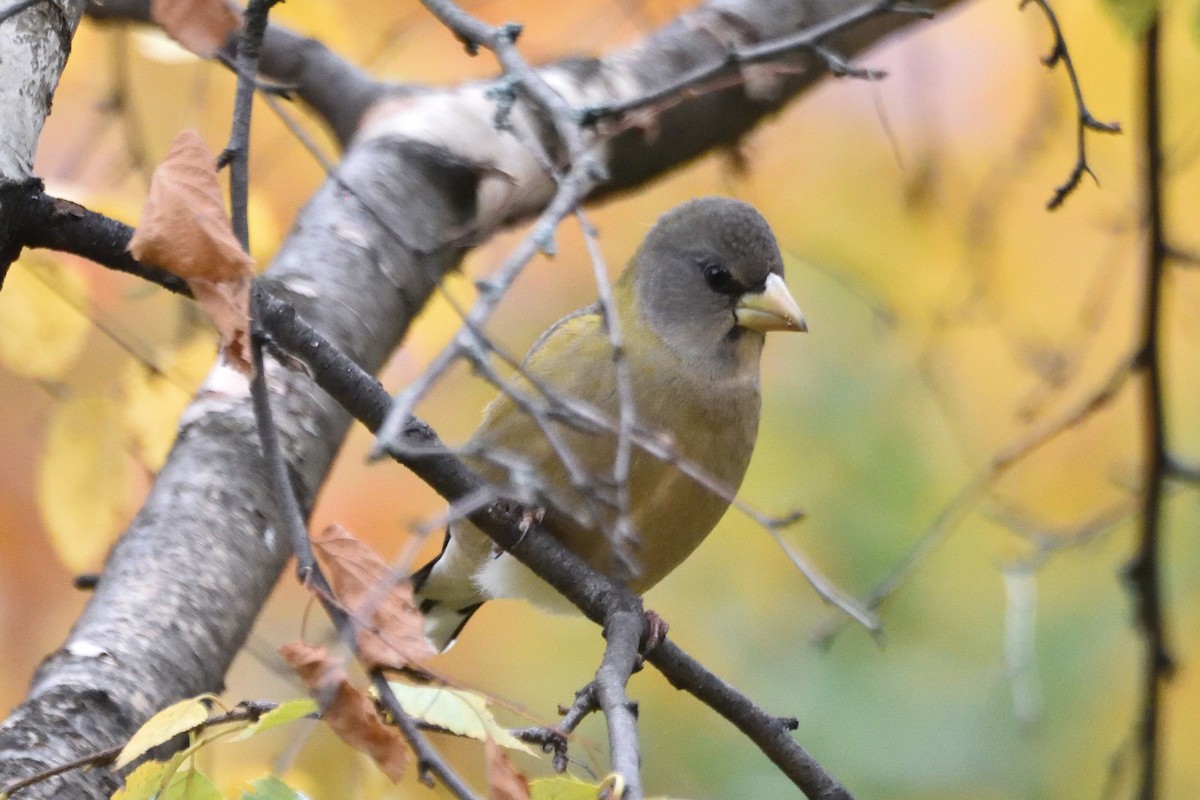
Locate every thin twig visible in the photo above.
<box><xmin>372</xmin><ymin>173</ymin><xmax>594</xmax><ymax>452</ymax></box>
<box><xmin>1128</xmin><ymin>20</ymin><xmax>1171</xmax><ymax>800</ymax></box>
<box><xmin>577</xmin><ymin>209</ymin><xmax>639</xmax><ymax>578</ymax></box>
<box><xmin>578</xmin><ymin>0</ymin><xmax>929</xmax><ymax>124</ymax></box>
<box><xmin>375</xmin><ymin>0</ymin><xmax>614</xmax><ymax>450</ymax></box>
<box><xmin>418</xmin><ymin>0</ymin><xmax>604</xmax><ymax>180</ymax></box>
<box><xmin>1019</xmin><ymin>0</ymin><xmax>1121</xmax><ymax>209</ymax></box>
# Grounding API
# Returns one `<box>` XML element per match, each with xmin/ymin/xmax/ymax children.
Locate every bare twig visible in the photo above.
<box><xmin>1019</xmin><ymin>0</ymin><xmax>1121</xmax><ymax>209</ymax></box>
<box><xmin>511</xmin><ymin>681</ymin><xmax>604</xmax><ymax>773</ymax></box>
<box><xmin>372</xmin><ymin>174</ymin><xmax>594</xmax><ymax>453</ymax></box>
<box><xmin>578</xmin><ymin>0</ymin><xmax>929</xmax><ymax>124</ymax></box>
<box><xmin>577</xmin><ymin>209</ymin><xmax>639</xmax><ymax>577</ymax></box>
<box><xmin>417</xmin><ymin>0</ymin><xmax>603</xmax><ymax>180</ymax></box>
<box><xmin>1127</xmin><ymin>20</ymin><xmax>1172</xmax><ymax>800</ymax></box>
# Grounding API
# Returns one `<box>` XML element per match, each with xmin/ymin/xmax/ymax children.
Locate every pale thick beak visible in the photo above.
<box><xmin>734</xmin><ymin>273</ymin><xmax>807</xmax><ymax>333</ymax></box>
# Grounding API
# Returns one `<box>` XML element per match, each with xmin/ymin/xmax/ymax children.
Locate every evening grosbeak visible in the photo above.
<box><xmin>412</xmin><ymin>197</ymin><xmax>806</xmax><ymax>650</ymax></box>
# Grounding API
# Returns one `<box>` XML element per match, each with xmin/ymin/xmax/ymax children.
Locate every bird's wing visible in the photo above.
<box><xmin>465</xmin><ymin>301</ymin><xmax>756</xmax><ymax>589</ymax></box>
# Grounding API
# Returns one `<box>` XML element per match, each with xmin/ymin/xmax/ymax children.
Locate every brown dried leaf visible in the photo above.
<box><xmin>188</xmin><ymin>276</ymin><xmax>252</xmax><ymax>374</ymax></box>
<box><xmin>279</xmin><ymin>641</ymin><xmax>409</xmax><ymax>782</ymax></box>
<box><xmin>151</xmin><ymin>0</ymin><xmax>242</xmax><ymax>58</ymax></box>
<box><xmin>312</xmin><ymin>524</ymin><xmax>435</xmax><ymax>670</ymax></box>
<box><xmin>486</xmin><ymin>738</ymin><xmax>531</xmax><ymax>800</ymax></box>
<box><xmin>129</xmin><ymin>130</ymin><xmax>255</xmax><ymax>374</ymax></box>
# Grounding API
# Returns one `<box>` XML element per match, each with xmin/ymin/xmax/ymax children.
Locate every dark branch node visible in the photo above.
<box><xmin>73</xmin><ymin>574</ymin><xmax>100</xmax><ymax>591</ymax></box>
<box><xmin>498</xmin><ymin>21</ymin><xmax>523</xmax><ymax>43</ymax></box>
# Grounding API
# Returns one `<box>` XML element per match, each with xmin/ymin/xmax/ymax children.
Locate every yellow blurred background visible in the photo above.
<box><xmin>3</xmin><ymin>0</ymin><xmax>1200</xmax><ymax>797</ymax></box>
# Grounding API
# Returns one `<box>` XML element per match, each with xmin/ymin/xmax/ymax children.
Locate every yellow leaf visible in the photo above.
<box><xmin>111</xmin><ymin>760</ymin><xmax>172</xmax><ymax>800</ymax></box>
<box><xmin>383</xmin><ymin>681</ymin><xmax>531</xmax><ymax>754</ymax></box>
<box><xmin>37</xmin><ymin>395</ymin><xmax>135</xmax><ymax>572</ymax></box>
<box><xmin>121</xmin><ymin>333</ymin><xmax>215</xmax><ymax>471</ymax></box>
<box><xmin>0</xmin><ymin>255</ymin><xmax>90</xmax><ymax>380</ymax></box>
<box><xmin>110</xmin><ymin>752</ymin><xmax>188</xmax><ymax>800</ymax></box>
<box><xmin>116</xmin><ymin>696</ymin><xmax>212</xmax><ymax>769</ymax></box>
<box><xmin>527</xmin><ymin>776</ymin><xmax>676</xmax><ymax>800</ymax></box>
<box><xmin>529</xmin><ymin>776</ymin><xmax>604</xmax><ymax>800</ymax></box>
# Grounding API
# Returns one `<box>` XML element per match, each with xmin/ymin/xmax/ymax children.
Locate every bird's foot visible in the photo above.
<box><xmin>640</xmin><ymin>609</ymin><xmax>669</xmax><ymax>654</ymax></box>
<box><xmin>519</xmin><ymin>506</ymin><xmax>546</xmax><ymax>535</ymax></box>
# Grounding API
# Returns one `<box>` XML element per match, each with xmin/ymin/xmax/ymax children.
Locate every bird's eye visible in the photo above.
<box><xmin>703</xmin><ymin>263</ymin><xmax>738</xmax><ymax>295</ymax></box>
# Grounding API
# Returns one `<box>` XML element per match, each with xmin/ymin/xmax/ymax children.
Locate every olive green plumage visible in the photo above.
<box><xmin>413</xmin><ymin>197</ymin><xmax>806</xmax><ymax>650</ymax></box>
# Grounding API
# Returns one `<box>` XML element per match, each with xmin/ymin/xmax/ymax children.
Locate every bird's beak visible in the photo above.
<box><xmin>735</xmin><ymin>273</ymin><xmax>807</xmax><ymax>333</ymax></box>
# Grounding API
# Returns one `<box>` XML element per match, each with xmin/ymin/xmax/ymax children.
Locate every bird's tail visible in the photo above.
<box><xmin>411</xmin><ymin>537</ymin><xmax>486</xmax><ymax>652</ymax></box>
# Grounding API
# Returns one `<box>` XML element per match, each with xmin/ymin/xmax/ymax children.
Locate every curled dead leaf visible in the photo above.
<box><xmin>312</xmin><ymin>524</ymin><xmax>435</xmax><ymax>671</ymax></box>
<box><xmin>129</xmin><ymin>130</ymin><xmax>255</xmax><ymax>375</ymax></box>
<box><xmin>279</xmin><ymin>641</ymin><xmax>409</xmax><ymax>782</ymax></box>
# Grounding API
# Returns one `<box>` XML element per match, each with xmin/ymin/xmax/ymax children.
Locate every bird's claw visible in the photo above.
<box><xmin>640</xmin><ymin>609</ymin><xmax>669</xmax><ymax>654</ymax></box>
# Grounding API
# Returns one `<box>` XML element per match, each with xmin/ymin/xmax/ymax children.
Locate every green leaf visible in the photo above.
<box><xmin>1100</xmin><ymin>0</ymin><xmax>1157</xmax><ymax>37</ymax></box>
<box><xmin>383</xmin><ymin>682</ymin><xmax>531</xmax><ymax>754</ymax></box>
<box><xmin>160</xmin><ymin>768</ymin><xmax>222</xmax><ymax>800</ymax></box>
<box><xmin>239</xmin><ymin>776</ymin><xmax>303</xmax><ymax>800</ymax></box>
<box><xmin>116</xmin><ymin>697</ymin><xmax>212</xmax><ymax>768</ymax></box>
<box><xmin>232</xmin><ymin>699</ymin><xmax>319</xmax><ymax>742</ymax></box>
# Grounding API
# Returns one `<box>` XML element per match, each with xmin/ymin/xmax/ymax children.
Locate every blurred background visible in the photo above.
<box><xmin>3</xmin><ymin>0</ymin><xmax>1200</xmax><ymax>796</ymax></box>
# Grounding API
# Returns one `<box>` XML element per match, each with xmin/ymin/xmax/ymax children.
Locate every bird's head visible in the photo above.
<box><xmin>626</xmin><ymin>197</ymin><xmax>806</xmax><ymax>375</ymax></box>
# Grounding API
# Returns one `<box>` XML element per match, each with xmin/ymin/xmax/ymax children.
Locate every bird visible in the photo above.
<box><xmin>411</xmin><ymin>197</ymin><xmax>806</xmax><ymax>651</ymax></box>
